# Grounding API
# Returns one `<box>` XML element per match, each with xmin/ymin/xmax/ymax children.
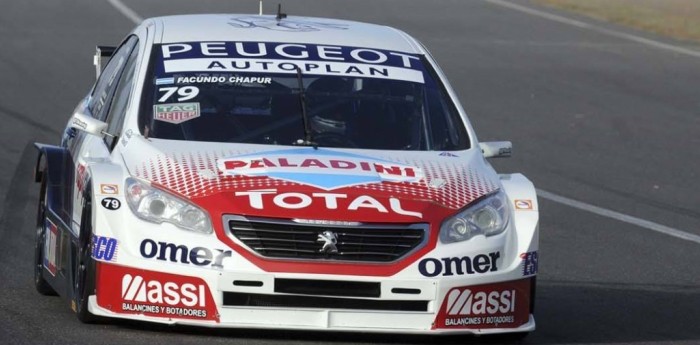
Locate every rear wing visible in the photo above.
<box><xmin>93</xmin><ymin>46</ymin><xmax>116</xmax><ymax>79</ymax></box>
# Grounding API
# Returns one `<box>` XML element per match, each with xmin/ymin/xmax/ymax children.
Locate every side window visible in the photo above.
<box><xmin>88</xmin><ymin>36</ymin><xmax>138</xmax><ymax>121</ymax></box>
<box><xmin>104</xmin><ymin>41</ymin><xmax>140</xmax><ymax>150</ymax></box>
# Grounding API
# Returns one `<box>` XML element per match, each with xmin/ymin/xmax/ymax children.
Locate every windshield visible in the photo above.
<box><xmin>139</xmin><ymin>42</ymin><xmax>470</xmax><ymax>151</ymax></box>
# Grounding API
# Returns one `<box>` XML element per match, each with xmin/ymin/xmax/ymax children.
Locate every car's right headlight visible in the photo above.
<box><xmin>439</xmin><ymin>189</ymin><xmax>510</xmax><ymax>243</ymax></box>
<box><xmin>125</xmin><ymin>178</ymin><xmax>212</xmax><ymax>234</ymax></box>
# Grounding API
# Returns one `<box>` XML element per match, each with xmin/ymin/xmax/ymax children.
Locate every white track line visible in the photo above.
<box><xmin>104</xmin><ymin>0</ymin><xmax>700</xmax><ymax>245</ymax></box>
<box><xmin>483</xmin><ymin>0</ymin><xmax>700</xmax><ymax>243</ymax></box>
<box><xmin>484</xmin><ymin>0</ymin><xmax>700</xmax><ymax>59</ymax></box>
<box><xmin>537</xmin><ymin>189</ymin><xmax>700</xmax><ymax>245</ymax></box>
<box><xmin>107</xmin><ymin>0</ymin><xmax>142</xmax><ymax>24</ymax></box>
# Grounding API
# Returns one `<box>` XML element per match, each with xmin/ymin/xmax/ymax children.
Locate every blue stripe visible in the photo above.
<box><xmin>155</xmin><ymin>77</ymin><xmax>175</xmax><ymax>85</ymax></box>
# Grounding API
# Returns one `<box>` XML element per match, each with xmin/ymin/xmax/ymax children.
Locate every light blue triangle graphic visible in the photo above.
<box><xmin>266</xmin><ymin>172</ymin><xmax>381</xmax><ymax>189</ymax></box>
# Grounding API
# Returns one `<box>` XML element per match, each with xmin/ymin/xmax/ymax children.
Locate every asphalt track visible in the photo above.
<box><xmin>1</xmin><ymin>0</ymin><xmax>699</xmax><ymax>344</ymax></box>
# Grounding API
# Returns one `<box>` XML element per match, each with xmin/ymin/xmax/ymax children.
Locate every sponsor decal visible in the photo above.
<box><xmin>100</xmin><ymin>184</ymin><xmax>119</xmax><ymax>195</ymax></box>
<box><xmin>435</xmin><ymin>279</ymin><xmax>531</xmax><ymax>329</ymax></box>
<box><xmin>418</xmin><ymin>252</ymin><xmax>500</xmax><ymax>277</ymax></box>
<box><xmin>139</xmin><ymin>239</ymin><xmax>232</xmax><ymax>268</ymax></box>
<box><xmin>153</xmin><ymin>102</ymin><xmax>200</xmax><ymax>124</ymax></box>
<box><xmin>71</xmin><ymin>118</ymin><xmax>88</xmax><ymax>130</ymax></box>
<box><xmin>514</xmin><ymin>199</ymin><xmax>533</xmax><ymax>210</ymax></box>
<box><xmin>218</xmin><ymin>148</ymin><xmax>424</xmax><ymax>190</ymax></box>
<box><xmin>96</xmin><ymin>264</ymin><xmax>218</xmax><ymax>321</ymax></box>
<box><xmin>158</xmin><ymin>42</ymin><xmax>425</xmax><ymax>83</ymax></box>
<box><xmin>75</xmin><ymin>164</ymin><xmax>87</xmax><ymax>193</ymax></box>
<box><xmin>234</xmin><ymin>189</ymin><xmax>422</xmax><ymax>218</ymax></box>
<box><xmin>439</xmin><ymin>152</ymin><xmax>458</xmax><ymax>157</ymax></box>
<box><xmin>174</xmin><ymin>75</ymin><xmax>272</xmax><ymax>85</ymax></box>
<box><xmin>92</xmin><ymin>235</ymin><xmax>118</xmax><ymax>262</ymax></box>
<box><xmin>228</xmin><ymin>16</ymin><xmax>348</xmax><ymax>32</ymax></box>
<box><xmin>520</xmin><ymin>251</ymin><xmax>538</xmax><ymax>276</ymax></box>
<box><xmin>101</xmin><ymin>197</ymin><xmax>121</xmax><ymax>210</ymax></box>
<box><xmin>172</xmin><ymin>59</ymin><xmax>424</xmax><ymax>82</ymax></box>
<box><xmin>155</xmin><ymin>77</ymin><xmax>175</xmax><ymax>85</ymax></box>
<box><xmin>43</xmin><ymin>219</ymin><xmax>59</xmax><ymax>276</ymax></box>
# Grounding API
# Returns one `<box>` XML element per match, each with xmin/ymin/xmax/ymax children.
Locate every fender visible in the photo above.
<box><xmin>499</xmin><ymin>173</ymin><xmax>539</xmax><ymax>252</ymax></box>
<box><xmin>33</xmin><ymin>142</ymin><xmax>77</xmax><ymax>301</ymax></box>
<box><xmin>499</xmin><ymin>173</ymin><xmax>538</xmax><ymax>211</ymax></box>
<box><xmin>34</xmin><ymin>142</ymin><xmax>75</xmax><ymax>234</ymax></box>
<box><xmin>87</xmin><ymin>160</ymin><xmax>130</xmax><ymax>241</ymax></box>
<box><xmin>499</xmin><ymin>173</ymin><xmax>539</xmax><ymax>315</ymax></box>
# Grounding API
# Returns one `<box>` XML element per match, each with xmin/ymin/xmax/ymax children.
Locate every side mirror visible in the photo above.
<box><xmin>69</xmin><ymin>112</ymin><xmax>108</xmax><ymax>138</ymax></box>
<box><xmin>93</xmin><ymin>46</ymin><xmax>116</xmax><ymax>79</ymax></box>
<box><xmin>479</xmin><ymin>141</ymin><xmax>512</xmax><ymax>158</ymax></box>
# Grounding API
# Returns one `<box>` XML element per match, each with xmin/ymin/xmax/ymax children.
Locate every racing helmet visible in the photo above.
<box><xmin>305</xmin><ymin>76</ymin><xmax>354</xmax><ymax>135</ymax></box>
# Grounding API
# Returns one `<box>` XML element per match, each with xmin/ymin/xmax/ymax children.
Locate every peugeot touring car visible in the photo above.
<box><xmin>33</xmin><ymin>13</ymin><xmax>539</xmax><ymax>336</ymax></box>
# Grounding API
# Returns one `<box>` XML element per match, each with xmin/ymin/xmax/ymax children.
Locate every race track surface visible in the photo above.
<box><xmin>1</xmin><ymin>1</ymin><xmax>699</xmax><ymax>344</ymax></box>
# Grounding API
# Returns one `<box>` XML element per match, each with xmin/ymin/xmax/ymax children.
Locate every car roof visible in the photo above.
<box><xmin>150</xmin><ymin>14</ymin><xmax>424</xmax><ymax>54</ymax></box>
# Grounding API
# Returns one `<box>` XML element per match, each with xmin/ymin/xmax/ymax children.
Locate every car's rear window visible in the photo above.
<box><xmin>139</xmin><ymin>42</ymin><xmax>469</xmax><ymax>151</ymax></box>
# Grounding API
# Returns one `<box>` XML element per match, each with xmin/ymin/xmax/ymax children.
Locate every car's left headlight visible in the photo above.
<box><xmin>439</xmin><ymin>189</ymin><xmax>510</xmax><ymax>243</ymax></box>
<box><xmin>125</xmin><ymin>177</ymin><xmax>213</xmax><ymax>234</ymax></box>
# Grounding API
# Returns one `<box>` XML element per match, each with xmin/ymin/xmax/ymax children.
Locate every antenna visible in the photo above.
<box><xmin>276</xmin><ymin>3</ymin><xmax>287</xmax><ymax>21</ymax></box>
<box><xmin>258</xmin><ymin>0</ymin><xmax>263</xmax><ymax>15</ymax></box>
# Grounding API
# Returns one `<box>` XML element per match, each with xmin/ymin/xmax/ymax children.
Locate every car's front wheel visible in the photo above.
<box><xmin>34</xmin><ymin>169</ymin><xmax>57</xmax><ymax>296</ymax></box>
<box><xmin>75</xmin><ymin>188</ymin><xmax>98</xmax><ymax>323</ymax></box>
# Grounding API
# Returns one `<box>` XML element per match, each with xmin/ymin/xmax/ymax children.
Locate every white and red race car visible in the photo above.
<box><xmin>33</xmin><ymin>13</ymin><xmax>539</xmax><ymax>336</ymax></box>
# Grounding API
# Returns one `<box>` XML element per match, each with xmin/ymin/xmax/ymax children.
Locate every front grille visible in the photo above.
<box><xmin>275</xmin><ymin>278</ymin><xmax>380</xmax><ymax>298</ymax></box>
<box><xmin>223</xmin><ymin>292</ymin><xmax>429</xmax><ymax>312</ymax></box>
<box><xmin>226</xmin><ymin>216</ymin><xmax>427</xmax><ymax>262</ymax></box>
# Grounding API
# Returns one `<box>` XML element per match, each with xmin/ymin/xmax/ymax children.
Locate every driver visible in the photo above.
<box><xmin>305</xmin><ymin>76</ymin><xmax>355</xmax><ymax>138</ymax></box>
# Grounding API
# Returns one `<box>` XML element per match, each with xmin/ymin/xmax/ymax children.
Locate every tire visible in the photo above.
<box><xmin>75</xmin><ymin>189</ymin><xmax>99</xmax><ymax>323</ymax></box>
<box><xmin>34</xmin><ymin>169</ymin><xmax>57</xmax><ymax>296</ymax></box>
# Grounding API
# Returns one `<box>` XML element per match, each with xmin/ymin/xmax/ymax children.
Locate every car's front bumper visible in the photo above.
<box><xmin>89</xmin><ymin>294</ymin><xmax>535</xmax><ymax>334</ymax></box>
<box><xmin>90</xmin><ymin>259</ymin><xmax>536</xmax><ymax>335</ymax></box>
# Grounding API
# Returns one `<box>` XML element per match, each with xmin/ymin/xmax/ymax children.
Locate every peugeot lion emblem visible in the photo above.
<box><xmin>317</xmin><ymin>231</ymin><xmax>339</xmax><ymax>253</ymax></box>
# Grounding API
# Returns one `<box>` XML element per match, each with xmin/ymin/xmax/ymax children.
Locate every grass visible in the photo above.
<box><xmin>535</xmin><ymin>0</ymin><xmax>700</xmax><ymax>43</ymax></box>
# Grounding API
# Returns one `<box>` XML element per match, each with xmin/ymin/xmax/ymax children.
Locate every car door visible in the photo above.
<box><xmin>70</xmin><ymin>36</ymin><xmax>138</xmax><ymax>232</ymax></box>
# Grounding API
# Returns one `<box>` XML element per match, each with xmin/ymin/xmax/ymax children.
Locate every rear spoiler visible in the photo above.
<box><xmin>93</xmin><ymin>46</ymin><xmax>116</xmax><ymax>79</ymax></box>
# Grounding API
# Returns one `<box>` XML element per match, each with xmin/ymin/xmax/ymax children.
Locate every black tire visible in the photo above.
<box><xmin>34</xmin><ymin>169</ymin><xmax>57</xmax><ymax>296</ymax></box>
<box><xmin>75</xmin><ymin>190</ymin><xmax>99</xmax><ymax>323</ymax></box>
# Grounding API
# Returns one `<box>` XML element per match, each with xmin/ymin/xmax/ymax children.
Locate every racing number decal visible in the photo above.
<box><xmin>101</xmin><ymin>197</ymin><xmax>121</xmax><ymax>210</ymax></box>
<box><xmin>157</xmin><ymin>86</ymin><xmax>199</xmax><ymax>103</ymax></box>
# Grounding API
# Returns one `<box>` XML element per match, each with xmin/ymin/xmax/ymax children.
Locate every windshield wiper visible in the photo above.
<box><xmin>292</xmin><ymin>66</ymin><xmax>317</xmax><ymax>149</ymax></box>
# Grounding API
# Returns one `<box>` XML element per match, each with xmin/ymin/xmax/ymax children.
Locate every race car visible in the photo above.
<box><xmin>33</xmin><ymin>12</ymin><xmax>539</xmax><ymax>336</ymax></box>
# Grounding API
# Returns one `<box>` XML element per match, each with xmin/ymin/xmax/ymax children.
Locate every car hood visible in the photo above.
<box><xmin>121</xmin><ymin>138</ymin><xmax>499</xmax><ymax>222</ymax></box>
